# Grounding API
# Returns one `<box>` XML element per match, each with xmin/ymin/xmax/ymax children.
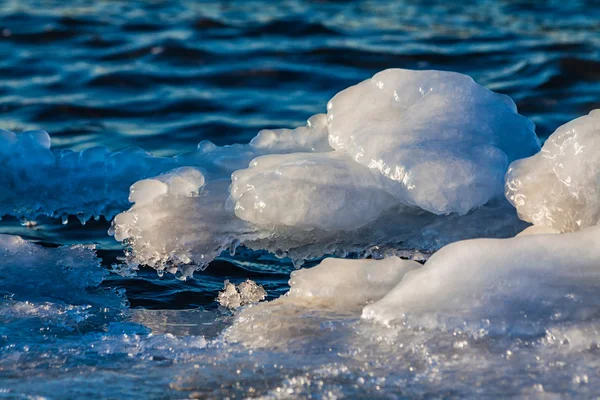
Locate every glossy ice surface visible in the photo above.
<box><xmin>1</xmin><ymin>1</ymin><xmax>599</xmax><ymax>398</ymax></box>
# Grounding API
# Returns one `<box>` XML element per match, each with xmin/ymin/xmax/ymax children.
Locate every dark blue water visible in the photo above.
<box><xmin>0</xmin><ymin>1</ymin><xmax>599</xmax><ymax>398</ymax></box>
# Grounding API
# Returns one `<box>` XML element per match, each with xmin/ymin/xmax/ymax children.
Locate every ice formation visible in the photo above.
<box><xmin>0</xmin><ymin>129</ymin><xmax>176</xmax><ymax>222</ymax></box>
<box><xmin>286</xmin><ymin>257</ymin><xmax>419</xmax><ymax>310</ymax></box>
<box><xmin>0</xmin><ymin>233</ymin><xmax>112</xmax><ymax>304</ymax></box>
<box><xmin>363</xmin><ymin>225</ymin><xmax>600</xmax><ymax>333</ymax></box>
<box><xmin>230</xmin><ymin>152</ymin><xmax>398</xmax><ymax>230</ymax></box>
<box><xmin>0</xmin><ymin>115</ymin><xmax>330</xmax><ymax>222</ymax></box>
<box><xmin>219</xmin><ymin>227</ymin><xmax>600</xmax><ymax>397</ymax></box>
<box><xmin>216</xmin><ymin>107</ymin><xmax>600</xmax><ymax>398</ymax></box>
<box><xmin>327</xmin><ymin>69</ymin><xmax>540</xmax><ymax>214</ymax></box>
<box><xmin>223</xmin><ymin>256</ymin><xmax>419</xmax><ymax>349</ymax></box>
<box><xmin>112</xmin><ymin>69</ymin><xmax>538</xmax><ymax>274</ymax></box>
<box><xmin>217</xmin><ymin>279</ymin><xmax>267</xmax><ymax>309</ymax></box>
<box><xmin>506</xmin><ymin>109</ymin><xmax>600</xmax><ymax>232</ymax></box>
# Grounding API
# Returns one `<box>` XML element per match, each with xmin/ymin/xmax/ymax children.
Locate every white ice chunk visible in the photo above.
<box><xmin>363</xmin><ymin>225</ymin><xmax>600</xmax><ymax>335</ymax></box>
<box><xmin>217</xmin><ymin>279</ymin><xmax>267</xmax><ymax>309</ymax></box>
<box><xmin>506</xmin><ymin>109</ymin><xmax>600</xmax><ymax>232</ymax></box>
<box><xmin>230</xmin><ymin>152</ymin><xmax>397</xmax><ymax>230</ymax></box>
<box><xmin>249</xmin><ymin>113</ymin><xmax>332</xmax><ymax>153</ymax></box>
<box><xmin>112</xmin><ymin>69</ymin><xmax>539</xmax><ymax>274</ymax></box>
<box><xmin>223</xmin><ymin>256</ymin><xmax>419</xmax><ymax>347</ymax></box>
<box><xmin>129</xmin><ymin>179</ymin><xmax>169</xmax><ymax>205</ymax></box>
<box><xmin>287</xmin><ymin>256</ymin><xmax>420</xmax><ymax>310</ymax></box>
<box><xmin>327</xmin><ymin>69</ymin><xmax>540</xmax><ymax>214</ymax></box>
<box><xmin>111</xmin><ymin>177</ymin><xmax>257</xmax><ymax>277</ymax></box>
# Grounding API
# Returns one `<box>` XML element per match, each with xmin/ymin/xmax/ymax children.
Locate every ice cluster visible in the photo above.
<box><xmin>217</xmin><ymin>279</ymin><xmax>267</xmax><ymax>309</ymax></box>
<box><xmin>221</xmin><ymin>224</ymin><xmax>600</xmax><ymax>397</ymax></box>
<box><xmin>112</xmin><ymin>69</ymin><xmax>539</xmax><ymax>274</ymax></box>
<box><xmin>0</xmin><ymin>115</ymin><xmax>330</xmax><ymax>223</ymax></box>
<box><xmin>0</xmin><ymin>129</ymin><xmax>177</xmax><ymax>222</ymax></box>
<box><xmin>506</xmin><ymin>109</ymin><xmax>600</xmax><ymax>232</ymax></box>
<box><xmin>110</xmin><ymin>116</ymin><xmax>333</xmax><ymax>274</ymax></box>
<box><xmin>327</xmin><ymin>69</ymin><xmax>540</xmax><ymax>214</ymax></box>
<box><xmin>4</xmin><ymin>72</ymin><xmax>600</xmax><ymax>398</ymax></box>
<box><xmin>363</xmin><ymin>225</ymin><xmax>600</xmax><ymax>332</ymax></box>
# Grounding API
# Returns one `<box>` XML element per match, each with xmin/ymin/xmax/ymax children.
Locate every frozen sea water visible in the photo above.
<box><xmin>1</xmin><ymin>0</ymin><xmax>600</xmax><ymax>398</ymax></box>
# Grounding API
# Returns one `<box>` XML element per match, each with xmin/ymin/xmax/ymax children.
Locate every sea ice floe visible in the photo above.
<box><xmin>506</xmin><ymin>109</ymin><xmax>600</xmax><ymax>232</ymax></box>
<box><xmin>363</xmin><ymin>224</ymin><xmax>600</xmax><ymax>335</ymax></box>
<box><xmin>112</xmin><ymin>68</ymin><xmax>538</xmax><ymax>274</ymax></box>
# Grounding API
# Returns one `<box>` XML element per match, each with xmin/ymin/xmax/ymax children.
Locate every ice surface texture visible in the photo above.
<box><xmin>221</xmin><ymin>227</ymin><xmax>600</xmax><ymax>397</ymax></box>
<box><xmin>112</xmin><ymin>69</ymin><xmax>538</xmax><ymax>274</ymax></box>
<box><xmin>0</xmin><ymin>115</ymin><xmax>330</xmax><ymax>222</ymax></box>
<box><xmin>506</xmin><ymin>109</ymin><xmax>600</xmax><ymax>232</ymax></box>
<box><xmin>327</xmin><ymin>69</ymin><xmax>540</xmax><ymax>214</ymax></box>
<box><xmin>364</xmin><ymin>225</ymin><xmax>600</xmax><ymax>333</ymax></box>
<box><xmin>0</xmin><ymin>233</ymin><xmax>109</xmax><ymax>304</ymax></box>
<box><xmin>0</xmin><ymin>129</ymin><xmax>177</xmax><ymax>222</ymax></box>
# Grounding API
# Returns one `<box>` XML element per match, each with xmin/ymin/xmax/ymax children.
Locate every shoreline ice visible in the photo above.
<box><xmin>1</xmin><ymin>67</ymin><xmax>600</xmax><ymax>398</ymax></box>
<box><xmin>110</xmin><ymin>69</ymin><xmax>539</xmax><ymax>275</ymax></box>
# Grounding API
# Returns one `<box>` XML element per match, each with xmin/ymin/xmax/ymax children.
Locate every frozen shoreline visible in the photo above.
<box><xmin>1</xmin><ymin>68</ymin><xmax>600</xmax><ymax>398</ymax></box>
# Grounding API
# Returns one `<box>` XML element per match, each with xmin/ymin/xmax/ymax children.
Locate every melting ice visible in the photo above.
<box><xmin>111</xmin><ymin>69</ymin><xmax>539</xmax><ymax>275</ymax></box>
<box><xmin>2</xmin><ymin>68</ymin><xmax>600</xmax><ymax>398</ymax></box>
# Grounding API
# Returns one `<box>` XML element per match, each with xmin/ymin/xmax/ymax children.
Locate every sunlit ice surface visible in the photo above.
<box><xmin>0</xmin><ymin>0</ymin><xmax>600</xmax><ymax>398</ymax></box>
